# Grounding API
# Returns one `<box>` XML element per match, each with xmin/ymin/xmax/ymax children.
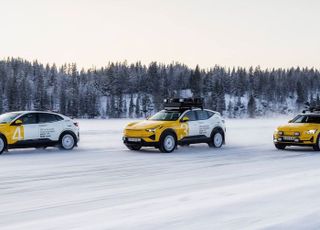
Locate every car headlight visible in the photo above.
<box><xmin>278</xmin><ymin>131</ymin><xmax>283</xmax><ymax>135</ymax></box>
<box><xmin>307</xmin><ymin>129</ymin><xmax>317</xmax><ymax>135</ymax></box>
<box><xmin>294</xmin><ymin>132</ymin><xmax>300</xmax><ymax>136</ymax></box>
<box><xmin>146</xmin><ymin>126</ymin><xmax>162</xmax><ymax>132</ymax></box>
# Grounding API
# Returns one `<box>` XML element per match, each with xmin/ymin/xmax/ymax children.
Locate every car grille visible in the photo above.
<box><xmin>282</xmin><ymin>131</ymin><xmax>295</xmax><ymax>136</ymax></box>
<box><xmin>124</xmin><ymin>129</ymin><xmax>150</xmax><ymax>137</ymax></box>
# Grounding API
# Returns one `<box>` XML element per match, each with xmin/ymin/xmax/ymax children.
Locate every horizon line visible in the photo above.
<box><xmin>2</xmin><ymin>56</ymin><xmax>319</xmax><ymax>72</ymax></box>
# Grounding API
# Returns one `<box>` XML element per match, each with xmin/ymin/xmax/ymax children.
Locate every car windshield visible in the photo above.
<box><xmin>290</xmin><ymin>115</ymin><xmax>320</xmax><ymax>124</ymax></box>
<box><xmin>149</xmin><ymin>110</ymin><xmax>181</xmax><ymax>121</ymax></box>
<box><xmin>0</xmin><ymin>112</ymin><xmax>22</xmax><ymax>124</ymax></box>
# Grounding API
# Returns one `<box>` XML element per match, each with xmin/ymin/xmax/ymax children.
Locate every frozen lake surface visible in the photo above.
<box><xmin>1</xmin><ymin>118</ymin><xmax>320</xmax><ymax>230</ymax></box>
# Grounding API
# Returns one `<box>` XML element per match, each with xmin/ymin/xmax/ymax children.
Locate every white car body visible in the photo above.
<box><xmin>179</xmin><ymin>108</ymin><xmax>226</xmax><ymax>140</ymax></box>
<box><xmin>6</xmin><ymin>111</ymin><xmax>79</xmax><ymax>150</ymax></box>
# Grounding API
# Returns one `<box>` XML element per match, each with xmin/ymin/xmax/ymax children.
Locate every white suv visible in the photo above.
<box><xmin>0</xmin><ymin>111</ymin><xmax>79</xmax><ymax>154</ymax></box>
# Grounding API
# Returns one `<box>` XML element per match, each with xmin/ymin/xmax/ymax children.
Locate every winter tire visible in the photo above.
<box><xmin>275</xmin><ymin>143</ymin><xmax>286</xmax><ymax>150</ymax></box>
<box><xmin>0</xmin><ymin>135</ymin><xmax>6</xmax><ymax>155</ymax></box>
<box><xmin>60</xmin><ymin>133</ymin><xmax>76</xmax><ymax>150</ymax></box>
<box><xmin>313</xmin><ymin>135</ymin><xmax>320</xmax><ymax>151</ymax></box>
<box><xmin>209</xmin><ymin>129</ymin><xmax>224</xmax><ymax>148</ymax></box>
<box><xmin>159</xmin><ymin>131</ymin><xmax>177</xmax><ymax>153</ymax></box>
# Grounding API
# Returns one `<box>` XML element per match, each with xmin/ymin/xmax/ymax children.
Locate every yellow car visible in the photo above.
<box><xmin>273</xmin><ymin>112</ymin><xmax>320</xmax><ymax>150</ymax></box>
<box><xmin>123</xmin><ymin>98</ymin><xmax>226</xmax><ymax>153</ymax></box>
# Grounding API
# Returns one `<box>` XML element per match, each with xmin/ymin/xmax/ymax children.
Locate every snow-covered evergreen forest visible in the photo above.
<box><xmin>0</xmin><ymin>58</ymin><xmax>317</xmax><ymax>118</ymax></box>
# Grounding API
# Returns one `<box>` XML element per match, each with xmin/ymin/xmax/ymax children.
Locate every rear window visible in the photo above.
<box><xmin>38</xmin><ymin>113</ymin><xmax>61</xmax><ymax>123</ymax></box>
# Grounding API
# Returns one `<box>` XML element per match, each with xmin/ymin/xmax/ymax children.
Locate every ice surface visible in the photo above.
<box><xmin>1</xmin><ymin>118</ymin><xmax>320</xmax><ymax>229</ymax></box>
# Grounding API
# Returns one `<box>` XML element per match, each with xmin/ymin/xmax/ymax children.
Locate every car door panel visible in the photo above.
<box><xmin>183</xmin><ymin>111</ymin><xmax>200</xmax><ymax>137</ymax></box>
<box><xmin>23</xmin><ymin>124</ymin><xmax>40</xmax><ymax>140</ymax></box>
<box><xmin>38</xmin><ymin>113</ymin><xmax>62</xmax><ymax>141</ymax></box>
<box><xmin>18</xmin><ymin>113</ymin><xmax>39</xmax><ymax>141</ymax></box>
<box><xmin>196</xmin><ymin>110</ymin><xmax>211</xmax><ymax>137</ymax></box>
<box><xmin>187</xmin><ymin>121</ymin><xmax>200</xmax><ymax>136</ymax></box>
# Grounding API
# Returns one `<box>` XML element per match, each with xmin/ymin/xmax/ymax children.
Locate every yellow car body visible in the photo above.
<box><xmin>124</xmin><ymin>120</ymin><xmax>189</xmax><ymax>143</ymax></box>
<box><xmin>273</xmin><ymin>113</ymin><xmax>320</xmax><ymax>150</ymax></box>
<box><xmin>0</xmin><ymin>112</ymin><xmax>26</xmax><ymax>146</ymax></box>
<box><xmin>0</xmin><ymin>123</ymin><xmax>25</xmax><ymax>145</ymax></box>
<box><xmin>123</xmin><ymin>108</ymin><xmax>226</xmax><ymax>152</ymax></box>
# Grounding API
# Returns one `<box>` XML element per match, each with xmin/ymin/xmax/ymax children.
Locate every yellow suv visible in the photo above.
<box><xmin>123</xmin><ymin>98</ymin><xmax>226</xmax><ymax>153</ymax></box>
<box><xmin>274</xmin><ymin>111</ymin><xmax>320</xmax><ymax>151</ymax></box>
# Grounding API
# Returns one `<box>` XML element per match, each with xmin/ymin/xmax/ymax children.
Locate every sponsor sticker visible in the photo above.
<box><xmin>40</xmin><ymin>127</ymin><xmax>55</xmax><ymax>138</ymax></box>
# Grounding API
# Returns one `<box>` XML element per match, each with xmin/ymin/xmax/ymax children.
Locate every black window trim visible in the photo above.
<box><xmin>13</xmin><ymin>112</ymin><xmax>64</xmax><ymax>125</ymax></box>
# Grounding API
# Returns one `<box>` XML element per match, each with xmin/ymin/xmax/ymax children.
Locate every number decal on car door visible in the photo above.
<box><xmin>180</xmin><ymin>123</ymin><xmax>189</xmax><ymax>139</ymax></box>
<box><xmin>12</xmin><ymin>127</ymin><xmax>23</xmax><ymax>140</ymax></box>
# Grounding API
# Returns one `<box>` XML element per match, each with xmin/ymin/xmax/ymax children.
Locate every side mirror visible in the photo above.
<box><xmin>13</xmin><ymin>119</ymin><xmax>23</xmax><ymax>126</ymax></box>
<box><xmin>146</xmin><ymin>116</ymin><xmax>150</xmax><ymax>120</ymax></box>
<box><xmin>181</xmin><ymin>116</ymin><xmax>189</xmax><ymax>122</ymax></box>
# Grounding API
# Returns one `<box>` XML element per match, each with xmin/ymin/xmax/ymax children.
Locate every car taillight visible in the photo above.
<box><xmin>74</xmin><ymin>122</ymin><xmax>79</xmax><ymax>127</ymax></box>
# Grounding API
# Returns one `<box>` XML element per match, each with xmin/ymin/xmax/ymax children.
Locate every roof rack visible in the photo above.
<box><xmin>302</xmin><ymin>103</ymin><xmax>320</xmax><ymax>114</ymax></box>
<box><xmin>163</xmin><ymin>98</ymin><xmax>204</xmax><ymax>110</ymax></box>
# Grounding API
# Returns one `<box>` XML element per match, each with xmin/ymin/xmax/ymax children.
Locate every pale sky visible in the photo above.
<box><xmin>1</xmin><ymin>0</ymin><xmax>320</xmax><ymax>69</ymax></box>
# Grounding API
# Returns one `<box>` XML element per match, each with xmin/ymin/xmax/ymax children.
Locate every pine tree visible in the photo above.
<box><xmin>106</xmin><ymin>97</ymin><xmax>111</xmax><ymax>118</ymax></box>
<box><xmin>190</xmin><ymin>65</ymin><xmax>201</xmax><ymax>97</ymax></box>
<box><xmin>6</xmin><ymin>73</ymin><xmax>18</xmax><ymax>111</ymax></box>
<box><xmin>135</xmin><ymin>96</ymin><xmax>140</xmax><ymax>118</ymax></box>
<box><xmin>109</xmin><ymin>95</ymin><xmax>116</xmax><ymax>118</ymax></box>
<box><xmin>296</xmin><ymin>81</ymin><xmax>307</xmax><ymax>110</ymax></box>
<box><xmin>227</xmin><ymin>101</ymin><xmax>233</xmax><ymax>118</ymax></box>
<box><xmin>59</xmin><ymin>82</ymin><xmax>67</xmax><ymax>114</ymax></box>
<box><xmin>247</xmin><ymin>95</ymin><xmax>257</xmax><ymax>118</ymax></box>
<box><xmin>129</xmin><ymin>94</ymin><xmax>134</xmax><ymax>118</ymax></box>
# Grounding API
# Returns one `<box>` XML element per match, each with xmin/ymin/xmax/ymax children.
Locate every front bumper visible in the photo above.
<box><xmin>273</xmin><ymin>135</ymin><xmax>315</xmax><ymax>145</ymax></box>
<box><xmin>123</xmin><ymin>137</ymin><xmax>159</xmax><ymax>148</ymax></box>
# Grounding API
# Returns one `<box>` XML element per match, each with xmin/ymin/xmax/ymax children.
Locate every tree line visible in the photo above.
<box><xmin>0</xmin><ymin>57</ymin><xmax>318</xmax><ymax>118</ymax></box>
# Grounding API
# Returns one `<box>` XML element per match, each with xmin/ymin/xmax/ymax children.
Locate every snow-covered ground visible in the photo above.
<box><xmin>2</xmin><ymin>118</ymin><xmax>320</xmax><ymax>229</ymax></box>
